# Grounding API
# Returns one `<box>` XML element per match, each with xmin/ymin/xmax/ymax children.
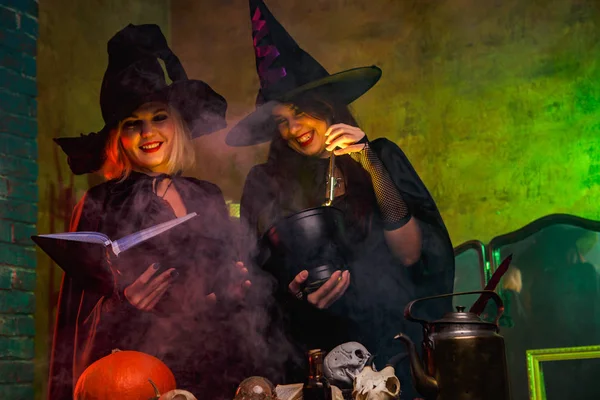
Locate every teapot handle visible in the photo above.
<box><xmin>404</xmin><ymin>290</ymin><xmax>505</xmax><ymax>327</ymax></box>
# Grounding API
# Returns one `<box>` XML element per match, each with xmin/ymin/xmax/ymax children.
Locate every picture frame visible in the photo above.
<box><xmin>526</xmin><ymin>345</ymin><xmax>600</xmax><ymax>400</ymax></box>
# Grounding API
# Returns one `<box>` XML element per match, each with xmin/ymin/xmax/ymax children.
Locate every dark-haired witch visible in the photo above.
<box><xmin>48</xmin><ymin>24</ymin><xmax>270</xmax><ymax>400</ymax></box>
<box><xmin>228</xmin><ymin>1</ymin><xmax>455</xmax><ymax>398</ymax></box>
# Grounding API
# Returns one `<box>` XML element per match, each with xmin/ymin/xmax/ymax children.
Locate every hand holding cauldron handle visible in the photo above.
<box><xmin>404</xmin><ymin>290</ymin><xmax>505</xmax><ymax>327</ymax></box>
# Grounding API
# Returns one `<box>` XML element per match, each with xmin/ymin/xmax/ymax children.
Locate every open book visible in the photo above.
<box><xmin>275</xmin><ymin>383</ymin><xmax>303</xmax><ymax>400</ymax></box>
<box><xmin>32</xmin><ymin>213</ymin><xmax>198</xmax><ymax>294</ymax></box>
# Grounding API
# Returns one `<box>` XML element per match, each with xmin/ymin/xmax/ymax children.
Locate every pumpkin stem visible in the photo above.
<box><xmin>111</xmin><ymin>348</ymin><xmax>122</xmax><ymax>354</ymax></box>
<box><xmin>148</xmin><ymin>379</ymin><xmax>161</xmax><ymax>400</ymax></box>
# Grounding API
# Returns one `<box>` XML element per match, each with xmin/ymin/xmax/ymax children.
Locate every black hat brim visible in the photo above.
<box><xmin>226</xmin><ymin>66</ymin><xmax>381</xmax><ymax>147</ymax></box>
<box><xmin>167</xmin><ymin>80</ymin><xmax>228</xmax><ymax>137</ymax></box>
<box><xmin>54</xmin><ymin>79</ymin><xmax>228</xmax><ymax>175</ymax></box>
<box><xmin>123</xmin><ymin>79</ymin><xmax>228</xmax><ymax>139</ymax></box>
<box><xmin>53</xmin><ymin>127</ymin><xmax>111</xmax><ymax>175</ymax></box>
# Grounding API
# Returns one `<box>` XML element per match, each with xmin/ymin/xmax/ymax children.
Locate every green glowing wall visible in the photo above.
<box><xmin>171</xmin><ymin>0</ymin><xmax>600</xmax><ymax>245</ymax></box>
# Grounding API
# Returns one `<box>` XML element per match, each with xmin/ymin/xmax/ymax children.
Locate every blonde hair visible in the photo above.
<box><xmin>103</xmin><ymin>105</ymin><xmax>195</xmax><ymax>180</ymax></box>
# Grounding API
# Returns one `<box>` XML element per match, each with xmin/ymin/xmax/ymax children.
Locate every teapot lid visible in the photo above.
<box><xmin>433</xmin><ymin>306</ymin><xmax>497</xmax><ymax>328</ymax></box>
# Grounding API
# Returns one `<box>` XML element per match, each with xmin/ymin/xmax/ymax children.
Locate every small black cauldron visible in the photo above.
<box><xmin>262</xmin><ymin>206</ymin><xmax>349</xmax><ymax>294</ymax></box>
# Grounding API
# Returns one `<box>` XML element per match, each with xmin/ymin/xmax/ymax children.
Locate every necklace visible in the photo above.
<box><xmin>160</xmin><ymin>178</ymin><xmax>174</xmax><ymax>198</ymax></box>
<box><xmin>153</xmin><ymin>175</ymin><xmax>174</xmax><ymax>199</ymax></box>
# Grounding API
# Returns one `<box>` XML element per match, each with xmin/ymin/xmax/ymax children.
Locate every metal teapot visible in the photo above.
<box><xmin>395</xmin><ymin>290</ymin><xmax>511</xmax><ymax>400</ymax></box>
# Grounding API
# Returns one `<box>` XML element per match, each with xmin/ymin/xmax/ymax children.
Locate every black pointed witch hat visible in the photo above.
<box><xmin>54</xmin><ymin>24</ymin><xmax>228</xmax><ymax>175</ymax></box>
<box><xmin>225</xmin><ymin>0</ymin><xmax>381</xmax><ymax>147</ymax></box>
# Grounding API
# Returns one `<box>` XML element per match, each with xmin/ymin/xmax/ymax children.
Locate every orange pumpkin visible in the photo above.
<box><xmin>74</xmin><ymin>349</ymin><xmax>177</xmax><ymax>400</ymax></box>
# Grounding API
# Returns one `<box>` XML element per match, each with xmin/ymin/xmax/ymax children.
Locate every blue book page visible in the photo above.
<box><xmin>112</xmin><ymin>212</ymin><xmax>197</xmax><ymax>256</ymax></box>
<box><xmin>37</xmin><ymin>231</ymin><xmax>111</xmax><ymax>246</ymax></box>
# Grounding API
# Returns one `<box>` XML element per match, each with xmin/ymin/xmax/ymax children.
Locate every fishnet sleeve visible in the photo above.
<box><xmin>351</xmin><ymin>142</ymin><xmax>411</xmax><ymax>230</ymax></box>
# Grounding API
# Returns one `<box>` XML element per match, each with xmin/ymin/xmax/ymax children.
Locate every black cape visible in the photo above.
<box><xmin>240</xmin><ymin>138</ymin><xmax>455</xmax><ymax>395</ymax></box>
<box><xmin>370</xmin><ymin>138</ymin><xmax>455</xmax><ymax>302</ymax></box>
<box><xmin>47</xmin><ymin>172</ymin><xmax>279</xmax><ymax>400</ymax></box>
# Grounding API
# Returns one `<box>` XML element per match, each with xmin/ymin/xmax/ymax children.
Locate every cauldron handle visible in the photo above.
<box><xmin>323</xmin><ymin>152</ymin><xmax>337</xmax><ymax>206</ymax></box>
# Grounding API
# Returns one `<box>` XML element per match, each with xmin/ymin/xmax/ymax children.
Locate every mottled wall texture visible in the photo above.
<box><xmin>31</xmin><ymin>0</ymin><xmax>600</xmax><ymax>397</ymax></box>
<box><xmin>171</xmin><ymin>0</ymin><xmax>600</xmax><ymax>246</ymax></box>
<box><xmin>35</xmin><ymin>1</ymin><xmax>169</xmax><ymax>398</ymax></box>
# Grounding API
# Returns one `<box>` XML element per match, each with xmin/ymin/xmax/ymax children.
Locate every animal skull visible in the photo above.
<box><xmin>324</xmin><ymin>342</ymin><xmax>372</xmax><ymax>386</ymax></box>
<box><xmin>159</xmin><ymin>389</ymin><xmax>198</xmax><ymax>400</ymax></box>
<box><xmin>352</xmin><ymin>365</ymin><xmax>401</xmax><ymax>400</ymax></box>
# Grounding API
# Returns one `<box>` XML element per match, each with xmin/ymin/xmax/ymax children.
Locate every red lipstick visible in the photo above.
<box><xmin>139</xmin><ymin>141</ymin><xmax>163</xmax><ymax>153</ymax></box>
<box><xmin>297</xmin><ymin>131</ymin><xmax>314</xmax><ymax>148</ymax></box>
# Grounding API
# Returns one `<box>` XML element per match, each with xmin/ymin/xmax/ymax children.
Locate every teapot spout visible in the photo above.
<box><xmin>394</xmin><ymin>333</ymin><xmax>439</xmax><ymax>400</ymax></box>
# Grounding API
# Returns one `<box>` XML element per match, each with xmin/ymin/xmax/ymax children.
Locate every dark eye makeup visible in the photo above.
<box><xmin>123</xmin><ymin>120</ymin><xmax>140</xmax><ymax>130</ymax></box>
<box><xmin>153</xmin><ymin>113</ymin><xmax>168</xmax><ymax>122</ymax></box>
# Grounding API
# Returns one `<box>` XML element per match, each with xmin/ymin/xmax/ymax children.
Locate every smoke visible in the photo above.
<box><xmin>189</xmin><ymin>112</ymin><xmax>271</xmax><ymax>203</ymax></box>
<box><xmin>47</xmin><ymin>92</ymin><xmax>452</xmax><ymax>400</ymax></box>
<box><xmin>107</xmin><ymin>177</ymin><xmax>299</xmax><ymax>398</ymax></box>
<box><xmin>45</xmin><ymin>156</ymin><xmax>300</xmax><ymax>400</ymax></box>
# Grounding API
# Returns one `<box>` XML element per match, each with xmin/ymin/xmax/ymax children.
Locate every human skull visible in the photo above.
<box><xmin>323</xmin><ymin>342</ymin><xmax>372</xmax><ymax>386</ymax></box>
<box><xmin>352</xmin><ymin>365</ymin><xmax>401</xmax><ymax>400</ymax></box>
<box><xmin>159</xmin><ymin>389</ymin><xmax>198</xmax><ymax>400</ymax></box>
<box><xmin>234</xmin><ymin>376</ymin><xmax>278</xmax><ymax>400</ymax></box>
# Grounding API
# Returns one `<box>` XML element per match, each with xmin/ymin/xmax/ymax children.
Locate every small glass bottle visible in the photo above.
<box><xmin>303</xmin><ymin>349</ymin><xmax>332</xmax><ymax>400</ymax></box>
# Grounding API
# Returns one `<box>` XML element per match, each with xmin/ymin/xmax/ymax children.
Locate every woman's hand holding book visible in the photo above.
<box><xmin>124</xmin><ymin>263</ymin><xmax>179</xmax><ymax>311</ymax></box>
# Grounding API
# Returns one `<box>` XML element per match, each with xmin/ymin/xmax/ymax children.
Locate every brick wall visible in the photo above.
<box><xmin>0</xmin><ymin>0</ymin><xmax>38</xmax><ymax>399</ymax></box>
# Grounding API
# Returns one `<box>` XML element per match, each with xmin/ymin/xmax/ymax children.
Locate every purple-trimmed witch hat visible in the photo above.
<box><xmin>54</xmin><ymin>24</ymin><xmax>228</xmax><ymax>175</ymax></box>
<box><xmin>225</xmin><ymin>0</ymin><xmax>382</xmax><ymax>147</ymax></box>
